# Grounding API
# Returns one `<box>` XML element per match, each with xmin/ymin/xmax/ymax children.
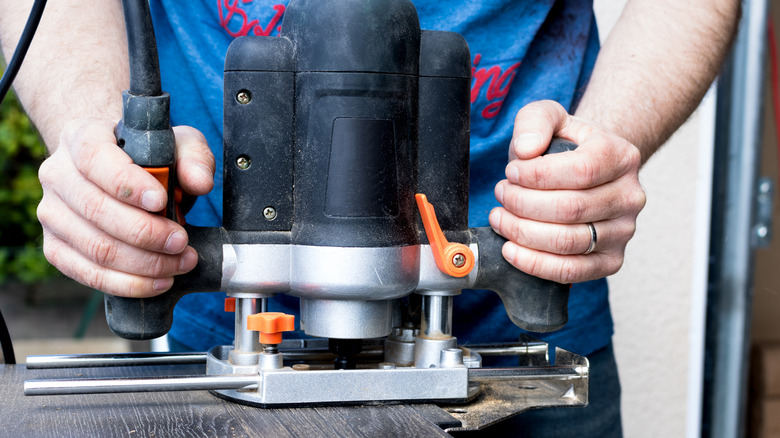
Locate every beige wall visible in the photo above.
<box><xmin>594</xmin><ymin>2</ymin><xmax>713</xmax><ymax>437</ymax></box>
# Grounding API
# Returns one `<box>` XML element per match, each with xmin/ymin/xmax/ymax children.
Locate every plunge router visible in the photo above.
<box><xmin>24</xmin><ymin>0</ymin><xmax>588</xmax><ymax>431</ymax></box>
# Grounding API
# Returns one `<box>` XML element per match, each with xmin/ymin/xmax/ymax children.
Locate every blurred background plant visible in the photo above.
<box><xmin>0</xmin><ymin>90</ymin><xmax>56</xmax><ymax>283</ymax></box>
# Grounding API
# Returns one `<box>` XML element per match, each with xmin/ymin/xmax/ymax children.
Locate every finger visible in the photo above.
<box><xmin>494</xmin><ymin>177</ymin><xmax>646</xmax><ymax>224</ymax></box>
<box><xmin>510</xmin><ymin>100</ymin><xmax>571</xmax><ymax>160</ymax></box>
<box><xmin>42</xmin><ymin>156</ymin><xmax>189</xmax><ymax>254</ymax></box>
<box><xmin>489</xmin><ymin>207</ymin><xmax>638</xmax><ymax>255</ymax></box>
<box><xmin>489</xmin><ymin>209</ymin><xmax>596</xmax><ymax>255</ymax></box>
<box><xmin>174</xmin><ymin>126</ymin><xmax>215</xmax><ymax>196</ymax></box>
<box><xmin>505</xmin><ymin>132</ymin><xmax>642</xmax><ymax>190</ymax></box>
<box><xmin>38</xmin><ymin>194</ymin><xmax>199</xmax><ymax>277</ymax></box>
<box><xmin>42</xmin><ymin>231</ymin><xmax>173</xmax><ymax>298</ymax></box>
<box><xmin>500</xmin><ymin>241</ymin><xmax>624</xmax><ymax>284</ymax></box>
<box><xmin>62</xmin><ymin>119</ymin><xmax>168</xmax><ymax>212</ymax></box>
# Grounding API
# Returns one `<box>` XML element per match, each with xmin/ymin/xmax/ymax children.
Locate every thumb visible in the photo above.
<box><xmin>173</xmin><ymin>126</ymin><xmax>215</xmax><ymax>196</ymax></box>
<box><xmin>510</xmin><ymin>100</ymin><xmax>571</xmax><ymax>160</ymax></box>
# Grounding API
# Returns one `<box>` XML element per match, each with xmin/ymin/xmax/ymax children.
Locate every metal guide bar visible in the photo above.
<box><xmin>25</xmin><ymin>374</ymin><xmax>259</xmax><ymax>396</ymax></box>
<box><xmin>25</xmin><ymin>341</ymin><xmax>549</xmax><ymax>369</ymax></box>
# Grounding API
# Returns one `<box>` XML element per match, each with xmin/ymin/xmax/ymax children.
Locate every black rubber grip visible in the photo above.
<box><xmin>472</xmin><ymin>137</ymin><xmax>578</xmax><ymax>332</ymax></box>
<box><xmin>105</xmin><ymin>225</ymin><xmax>226</xmax><ymax>340</ymax></box>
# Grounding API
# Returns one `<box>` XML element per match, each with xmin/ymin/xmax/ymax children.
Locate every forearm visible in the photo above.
<box><xmin>576</xmin><ymin>0</ymin><xmax>740</xmax><ymax>163</ymax></box>
<box><xmin>0</xmin><ymin>0</ymin><xmax>128</xmax><ymax>150</ymax></box>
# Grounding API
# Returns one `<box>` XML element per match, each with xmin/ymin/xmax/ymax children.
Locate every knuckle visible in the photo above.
<box><xmin>41</xmin><ymin>238</ymin><xmax>59</xmax><ymax>267</ymax></box>
<box><xmin>540</xmin><ymin>101</ymin><xmax>563</xmax><ymax>122</ymax></box>
<box><xmin>552</xmin><ymin>227</ymin><xmax>579</xmax><ymax>254</ymax></box>
<box><xmin>530</xmin><ymin>165</ymin><xmax>548</xmax><ymax>189</ymax></box>
<box><xmin>516</xmin><ymin>100</ymin><xmax>563</xmax><ymax>125</ymax></box>
<box><xmin>623</xmin><ymin>183</ymin><xmax>647</xmax><ymax>213</ymax></box>
<box><xmin>127</xmin><ymin>216</ymin><xmax>157</xmax><ymax>248</ymax></box>
<box><xmin>522</xmin><ymin>251</ymin><xmax>544</xmax><ymax>278</ymax></box>
<box><xmin>37</xmin><ymin>158</ymin><xmax>55</xmax><ymax>186</ymax></box>
<box><xmin>508</xmin><ymin>218</ymin><xmax>527</xmax><ymax>244</ymax></box>
<box><xmin>632</xmin><ymin>187</ymin><xmax>648</xmax><ymax>211</ymax></box>
<box><xmin>83</xmin><ymin>267</ymin><xmax>107</xmax><ymax>293</ymax></box>
<box><xmin>504</xmin><ymin>188</ymin><xmax>523</xmax><ymax>216</ymax></box>
<box><xmin>80</xmin><ymin>194</ymin><xmax>107</xmax><ymax>223</ymax></box>
<box><xmin>620</xmin><ymin>219</ymin><xmax>638</xmax><ymax>242</ymax></box>
<box><xmin>556</xmin><ymin>195</ymin><xmax>586</xmax><ymax>223</ymax></box>
<box><xmin>113</xmin><ymin>169</ymin><xmax>141</xmax><ymax>201</ymax></box>
<box><xmin>74</xmin><ymin>135</ymin><xmax>99</xmax><ymax>170</ymax></box>
<box><xmin>188</xmin><ymin>127</ymin><xmax>208</xmax><ymax>144</ymax></box>
<box><xmin>623</xmin><ymin>144</ymin><xmax>643</xmax><ymax>170</ymax></box>
<box><xmin>149</xmin><ymin>254</ymin><xmax>172</xmax><ymax>277</ymax></box>
<box><xmin>36</xmin><ymin>199</ymin><xmax>54</xmax><ymax>226</ymax></box>
<box><xmin>604</xmin><ymin>254</ymin><xmax>624</xmax><ymax>276</ymax></box>
<box><xmin>556</xmin><ymin>259</ymin><xmax>581</xmax><ymax>284</ymax></box>
<box><xmin>86</xmin><ymin>235</ymin><xmax>118</xmax><ymax>267</ymax></box>
<box><xmin>572</xmin><ymin>158</ymin><xmax>600</xmax><ymax>187</ymax></box>
<box><xmin>122</xmin><ymin>279</ymin><xmax>147</xmax><ymax>298</ymax></box>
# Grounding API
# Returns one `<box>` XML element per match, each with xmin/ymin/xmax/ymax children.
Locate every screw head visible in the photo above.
<box><xmin>263</xmin><ymin>207</ymin><xmax>277</xmax><ymax>221</ymax></box>
<box><xmin>236</xmin><ymin>90</ymin><xmax>251</xmax><ymax>105</ymax></box>
<box><xmin>452</xmin><ymin>253</ymin><xmax>466</xmax><ymax>268</ymax></box>
<box><xmin>236</xmin><ymin>155</ymin><xmax>251</xmax><ymax>170</ymax></box>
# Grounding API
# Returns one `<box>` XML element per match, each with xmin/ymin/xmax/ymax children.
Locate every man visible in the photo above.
<box><xmin>0</xmin><ymin>0</ymin><xmax>738</xmax><ymax>436</ymax></box>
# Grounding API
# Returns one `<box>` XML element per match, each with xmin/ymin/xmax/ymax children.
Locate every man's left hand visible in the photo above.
<box><xmin>489</xmin><ymin>100</ymin><xmax>646</xmax><ymax>284</ymax></box>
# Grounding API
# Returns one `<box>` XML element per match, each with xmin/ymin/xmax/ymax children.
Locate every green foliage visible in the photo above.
<box><xmin>0</xmin><ymin>91</ymin><xmax>57</xmax><ymax>283</ymax></box>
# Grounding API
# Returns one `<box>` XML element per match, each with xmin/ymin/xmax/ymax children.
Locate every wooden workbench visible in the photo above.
<box><xmin>0</xmin><ymin>364</ymin><xmax>459</xmax><ymax>437</ymax></box>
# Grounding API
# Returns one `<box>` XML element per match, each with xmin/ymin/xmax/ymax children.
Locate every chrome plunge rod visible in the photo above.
<box><xmin>234</xmin><ymin>297</ymin><xmax>263</xmax><ymax>353</ymax></box>
<box><xmin>25</xmin><ymin>352</ymin><xmax>208</xmax><ymax>369</ymax></box>
<box><xmin>24</xmin><ymin>374</ymin><xmax>259</xmax><ymax>396</ymax></box>
<box><xmin>421</xmin><ymin>294</ymin><xmax>453</xmax><ymax>338</ymax></box>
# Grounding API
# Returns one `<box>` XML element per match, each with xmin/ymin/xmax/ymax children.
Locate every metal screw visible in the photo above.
<box><xmin>263</xmin><ymin>207</ymin><xmax>277</xmax><ymax>221</ymax></box>
<box><xmin>452</xmin><ymin>253</ymin><xmax>466</xmax><ymax>268</ymax></box>
<box><xmin>236</xmin><ymin>90</ymin><xmax>251</xmax><ymax>105</ymax></box>
<box><xmin>236</xmin><ymin>155</ymin><xmax>251</xmax><ymax>170</ymax></box>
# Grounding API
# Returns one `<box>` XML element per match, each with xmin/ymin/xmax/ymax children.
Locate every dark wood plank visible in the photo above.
<box><xmin>1</xmin><ymin>365</ymin><xmax>453</xmax><ymax>437</ymax></box>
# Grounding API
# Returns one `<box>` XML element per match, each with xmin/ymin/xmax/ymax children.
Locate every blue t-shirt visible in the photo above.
<box><xmin>150</xmin><ymin>0</ymin><xmax>612</xmax><ymax>356</ymax></box>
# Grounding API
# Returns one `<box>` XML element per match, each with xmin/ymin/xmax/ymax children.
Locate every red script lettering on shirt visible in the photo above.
<box><xmin>218</xmin><ymin>0</ymin><xmax>285</xmax><ymax>37</ymax></box>
<box><xmin>471</xmin><ymin>53</ymin><xmax>521</xmax><ymax>119</ymax></box>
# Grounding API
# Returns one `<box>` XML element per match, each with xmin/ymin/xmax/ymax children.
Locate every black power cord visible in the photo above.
<box><xmin>0</xmin><ymin>0</ymin><xmax>48</xmax><ymax>364</ymax></box>
<box><xmin>120</xmin><ymin>0</ymin><xmax>162</xmax><ymax>96</ymax></box>
<box><xmin>0</xmin><ymin>308</ymin><xmax>14</xmax><ymax>365</ymax></box>
<box><xmin>0</xmin><ymin>0</ymin><xmax>47</xmax><ymax>105</ymax></box>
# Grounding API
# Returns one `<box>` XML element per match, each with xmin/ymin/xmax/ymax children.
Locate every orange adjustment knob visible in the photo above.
<box><xmin>247</xmin><ymin>312</ymin><xmax>295</xmax><ymax>345</ymax></box>
<box><xmin>224</xmin><ymin>298</ymin><xmax>236</xmax><ymax>313</ymax></box>
<box><xmin>415</xmin><ymin>194</ymin><xmax>475</xmax><ymax>278</ymax></box>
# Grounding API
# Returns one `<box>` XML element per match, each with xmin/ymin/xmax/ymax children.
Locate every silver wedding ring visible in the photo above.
<box><xmin>583</xmin><ymin>222</ymin><xmax>597</xmax><ymax>255</ymax></box>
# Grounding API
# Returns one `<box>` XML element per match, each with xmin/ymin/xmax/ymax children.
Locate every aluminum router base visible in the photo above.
<box><xmin>206</xmin><ymin>345</ymin><xmax>478</xmax><ymax>407</ymax></box>
<box><xmin>24</xmin><ymin>337</ymin><xmax>589</xmax><ymax>432</ymax></box>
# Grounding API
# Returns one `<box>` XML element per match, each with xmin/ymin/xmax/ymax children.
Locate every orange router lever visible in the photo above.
<box><xmin>415</xmin><ymin>193</ymin><xmax>475</xmax><ymax>278</ymax></box>
<box><xmin>143</xmin><ymin>166</ymin><xmax>186</xmax><ymax>225</ymax></box>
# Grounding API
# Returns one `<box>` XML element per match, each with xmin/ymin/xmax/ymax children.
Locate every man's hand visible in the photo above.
<box><xmin>37</xmin><ymin>119</ymin><xmax>215</xmax><ymax>298</ymax></box>
<box><xmin>488</xmin><ymin>100</ymin><xmax>646</xmax><ymax>284</ymax></box>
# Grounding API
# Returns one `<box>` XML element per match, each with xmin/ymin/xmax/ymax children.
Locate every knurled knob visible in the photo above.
<box><xmin>247</xmin><ymin>312</ymin><xmax>295</xmax><ymax>345</ymax></box>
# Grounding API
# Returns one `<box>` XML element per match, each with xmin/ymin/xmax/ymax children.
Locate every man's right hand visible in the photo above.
<box><xmin>37</xmin><ymin>119</ymin><xmax>215</xmax><ymax>298</ymax></box>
